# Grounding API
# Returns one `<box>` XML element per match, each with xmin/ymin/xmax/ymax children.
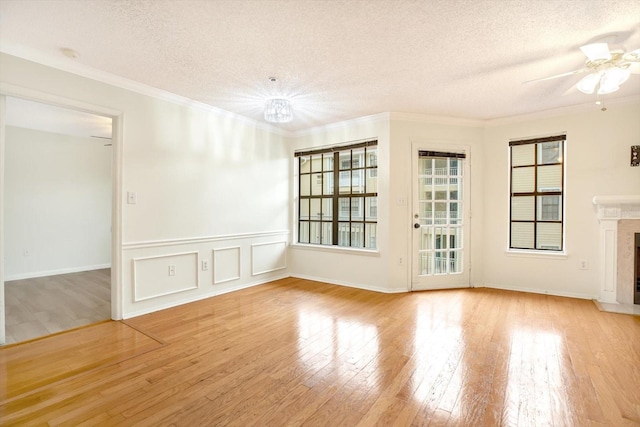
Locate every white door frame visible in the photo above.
<box><xmin>410</xmin><ymin>141</ymin><xmax>471</xmax><ymax>291</ymax></box>
<box><xmin>0</xmin><ymin>83</ymin><xmax>124</xmax><ymax>344</ymax></box>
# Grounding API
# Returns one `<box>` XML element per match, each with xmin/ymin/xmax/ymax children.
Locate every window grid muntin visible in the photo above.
<box><xmin>509</xmin><ymin>137</ymin><xmax>564</xmax><ymax>251</ymax></box>
<box><xmin>298</xmin><ymin>141</ymin><xmax>377</xmax><ymax>248</ymax></box>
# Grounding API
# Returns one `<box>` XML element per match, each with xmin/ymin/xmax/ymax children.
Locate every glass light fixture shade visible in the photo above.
<box><xmin>598</xmin><ymin>67</ymin><xmax>630</xmax><ymax>94</ymax></box>
<box><xmin>264</xmin><ymin>98</ymin><xmax>293</xmax><ymax>123</ymax></box>
<box><xmin>576</xmin><ymin>72</ymin><xmax>601</xmax><ymax>94</ymax></box>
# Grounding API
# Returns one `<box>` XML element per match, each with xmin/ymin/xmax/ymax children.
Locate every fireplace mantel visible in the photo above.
<box><xmin>592</xmin><ymin>195</ymin><xmax>640</xmax><ymax>304</ymax></box>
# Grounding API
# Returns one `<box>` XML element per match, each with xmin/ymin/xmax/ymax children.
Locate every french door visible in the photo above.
<box><xmin>411</xmin><ymin>145</ymin><xmax>470</xmax><ymax>290</ymax></box>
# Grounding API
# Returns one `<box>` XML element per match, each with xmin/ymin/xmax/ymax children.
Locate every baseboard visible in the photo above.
<box><xmin>122</xmin><ymin>272</ymin><xmax>290</xmax><ymax>319</ymax></box>
<box><xmin>480</xmin><ymin>283</ymin><xmax>597</xmax><ymax>300</ymax></box>
<box><xmin>289</xmin><ymin>273</ymin><xmax>408</xmax><ymax>294</ymax></box>
<box><xmin>5</xmin><ymin>263</ymin><xmax>112</xmax><ymax>282</ymax></box>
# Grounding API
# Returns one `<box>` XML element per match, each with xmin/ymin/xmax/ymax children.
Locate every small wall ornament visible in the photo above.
<box><xmin>632</xmin><ymin>145</ymin><xmax>639</xmax><ymax>167</ymax></box>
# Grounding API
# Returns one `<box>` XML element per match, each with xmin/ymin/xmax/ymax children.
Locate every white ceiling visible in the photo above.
<box><xmin>1</xmin><ymin>0</ymin><xmax>639</xmax><ymax>132</ymax></box>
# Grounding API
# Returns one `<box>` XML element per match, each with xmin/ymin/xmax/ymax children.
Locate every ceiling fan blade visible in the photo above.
<box><xmin>580</xmin><ymin>42</ymin><xmax>611</xmax><ymax>61</ymax></box>
<box><xmin>523</xmin><ymin>68</ymin><xmax>586</xmax><ymax>84</ymax></box>
<box><xmin>622</xmin><ymin>48</ymin><xmax>640</xmax><ymax>62</ymax></box>
<box><xmin>628</xmin><ymin>62</ymin><xmax>640</xmax><ymax>74</ymax></box>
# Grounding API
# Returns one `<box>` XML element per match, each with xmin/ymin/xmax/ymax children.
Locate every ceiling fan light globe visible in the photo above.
<box><xmin>576</xmin><ymin>72</ymin><xmax>601</xmax><ymax>94</ymax></box>
<box><xmin>598</xmin><ymin>67</ymin><xmax>630</xmax><ymax>94</ymax></box>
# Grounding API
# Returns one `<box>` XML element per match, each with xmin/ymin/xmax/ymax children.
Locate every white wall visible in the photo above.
<box><xmin>4</xmin><ymin>126</ymin><xmax>112</xmax><ymax>280</ymax></box>
<box><xmin>482</xmin><ymin>102</ymin><xmax>640</xmax><ymax>299</ymax></box>
<box><xmin>288</xmin><ymin>115</ymin><xmax>392</xmax><ymax>292</ymax></box>
<box><xmin>389</xmin><ymin>116</ymin><xmax>485</xmax><ymax>290</ymax></box>
<box><xmin>0</xmin><ymin>53</ymin><xmax>290</xmax><ymax>318</ymax></box>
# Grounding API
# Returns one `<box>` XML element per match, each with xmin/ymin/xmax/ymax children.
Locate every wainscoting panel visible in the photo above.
<box><xmin>213</xmin><ymin>246</ymin><xmax>241</xmax><ymax>284</ymax></box>
<box><xmin>252</xmin><ymin>241</ymin><xmax>287</xmax><ymax>276</ymax></box>
<box><xmin>133</xmin><ymin>252</ymin><xmax>199</xmax><ymax>302</ymax></box>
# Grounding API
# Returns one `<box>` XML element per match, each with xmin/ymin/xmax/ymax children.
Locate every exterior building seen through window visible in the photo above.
<box><xmin>296</xmin><ymin>140</ymin><xmax>378</xmax><ymax>249</ymax></box>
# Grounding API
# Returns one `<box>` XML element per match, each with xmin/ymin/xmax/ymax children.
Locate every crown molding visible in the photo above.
<box><xmin>291</xmin><ymin>112</ymin><xmax>390</xmax><ymax>138</ymax></box>
<box><xmin>484</xmin><ymin>95</ymin><xmax>640</xmax><ymax>127</ymax></box>
<box><xmin>0</xmin><ymin>46</ymin><xmax>291</xmax><ymax>137</ymax></box>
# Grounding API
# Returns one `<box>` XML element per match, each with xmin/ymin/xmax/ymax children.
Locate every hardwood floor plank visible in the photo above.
<box><xmin>1</xmin><ymin>279</ymin><xmax>638</xmax><ymax>426</ymax></box>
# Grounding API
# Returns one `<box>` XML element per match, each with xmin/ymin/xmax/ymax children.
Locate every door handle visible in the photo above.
<box><xmin>414</xmin><ymin>223</ymin><xmax>420</xmax><ymax>229</ymax></box>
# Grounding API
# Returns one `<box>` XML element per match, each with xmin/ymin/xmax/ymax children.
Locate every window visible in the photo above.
<box><xmin>296</xmin><ymin>140</ymin><xmax>378</xmax><ymax>249</ymax></box>
<box><xmin>509</xmin><ymin>135</ymin><xmax>565</xmax><ymax>251</ymax></box>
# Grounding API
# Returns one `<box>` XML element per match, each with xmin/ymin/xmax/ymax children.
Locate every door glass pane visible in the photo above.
<box><xmin>434</xmin><ymin>251</ymin><xmax>447</xmax><ymax>274</ymax></box>
<box><xmin>449</xmin><ymin>251</ymin><xmax>462</xmax><ymax>273</ymax></box>
<box><xmin>420</xmin><ymin>227</ymin><xmax>432</xmax><ymax>250</ymax></box>
<box><xmin>434</xmin><ymin>202</ymin><xmax>447</xmax><ymax>224</ymax></box>
<box><xmin>419</xmin><ymin>158</ymin><xmax>432</xmax><ymax>175</ymax></box>
<box><xmin>419</xmin><ymin>252</ymin><xmax>432</xmax><ymax>275</ymax></box>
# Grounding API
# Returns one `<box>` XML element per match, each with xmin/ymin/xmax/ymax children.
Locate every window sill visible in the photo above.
<box><xmin>291</xmin><ymin>243</ymin><xmax>380</xmax><ymax>257</ymax></box>
<box><xmin>505</xmin><ymin>249</ymin><xmax>567</xmax><ymax>260</ymax></box>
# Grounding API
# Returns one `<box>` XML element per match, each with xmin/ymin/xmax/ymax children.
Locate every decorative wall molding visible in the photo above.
<box><xmin>213</xmin><ymin>246</ymin><xmax>241</xmax><ymax>284</ymax></box>
<box><xmin>123</xmin><ymin>230</ymin><xmax>290</xmax><ymax>250</ymax></box>
<box><xmin>251</xmin><ymin>241</ymin><xmax>287</xmax><ymax>276</ymax></box>
<box><xmin>593</xmin><ymin>195</ymin><xmax>640</xmax><ymax>220</ymax></box>
<box><xmin>132</xmin><ymin>251</ymin><xmax>199</xmax><ymax>302</ymax></box>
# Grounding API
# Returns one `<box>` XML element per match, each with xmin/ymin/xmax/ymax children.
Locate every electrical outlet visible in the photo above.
<box><xmin>579</xmin><ymin>260</ymin><xmax>588</xmax><ymax>270</ymax></box>
<box><xmin>398</xmin><ymin>257</ymin><xmax>404</xmax><ymax>265</ymax></box>
<box><xmin>168</xmin><ymin>265</ymin><xmax>176</xmax><ymax>276</ymax></box>
<box><xmin>202</xmin><ymin>260</ymin><xmax>209</xmax><ymax>271</ymax></box>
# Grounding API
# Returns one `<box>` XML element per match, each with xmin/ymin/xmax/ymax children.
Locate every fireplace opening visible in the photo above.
<box><xmin>636</xmin><ymin>233</ymin><xmax>640</xmax><ymax>305</ymax></box>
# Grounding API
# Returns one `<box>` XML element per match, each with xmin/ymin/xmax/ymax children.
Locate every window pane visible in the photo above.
<box><xmin>536</xmin><ymin>222</ymin><xmax>562</xmax><ymax>250</ymax></box>
<box><xmin>512</xmin><ymin>144</ymin><xmax>534</xmax><ymax>166</ymax></box>
<box><xmin>300</xmin><ymin>174</ymin><xmax>310</xmax><ymax>196</ymax></box>
<box><xmin>310</xmin><ymin>198</ymin><xmax>321</xmax><ymax>220</ymax></box>
<box><xmin>365</xmin><ymin>223</ymin><xmax>377</xmax><ymax>249</ymax></box>
<box><xmin>352</xmin><ymin>149</ymin><xmax>364</xmax><ymax>169</ymax></box>
<box><xmin>323</xmin><ymin>172</ymin><xmax>334</xmax><ymax>195</ymax></box>
<box><xmin>512</xmin><ymin>167</ymin><xmax>534</xmax><ymax>193</ymax></box>
<box><xmin>300</xmin><ymin>156</ymin><xmax>311</xmax><ymax>173</ymax></box>
<box><xmin>367</xmin><ymin>150</ymin><xmax>377</xmax><ymax>167</ymax></box>
<box><xmin>338</xmin><ymin>222</ymin><xmax>350</xmax><ymax>246</ymax></box>
<box><xmin>351</xmin><ymin>197</ymin><xmax>364</xmax><ymax>221</ymax></box>
<box><xmin>339</xmin><ymin>152</ymin><xmax>351</xmax><ymax>170</ymax></box>
<box><xmin>351</xmin><ymin>223</ymin><xmax>364</xmax><ymax>248</ymax></box>
<box><xmin>299</xmin><ymin>199</ymin><xmax>310</xmax><ymax>220</ymax></box>
<box><xmin>323</xmin><ymin>154</ymin><xmax>334</xmax><ymax>171</ymax></box>
<box><xmin>311</xmin><ymin>154</ymin><xmax>323</xmax><ymax>172</ymax></box>
<box><xmin>511</xmin><ymin>196</ymin><xmax>534</xmax><ymax>221</ymax></box>
<box><xmin>311</xmin><ymin>173</ymin><xmax>323</xmax><ymax>195</ymax></box>
<box><xmin>538</xmin><ymin>141</ymin><xmax>561</xmax><ymax>164</ymax></box>
<box><xmin>511</xmin><ymin>222</ymin><xmax>534</xmax><ymax>249</ymax></box>
<box><xmin>339</xmin><ymin>198</ymin><xmax>350</xmax><ymax>220</ymax></box>
<box><xmin>366</xmin><ymin>170</ymin><xmax>377</xmax><ymax>193</ymax></box>
<box><xmin>537</xmin><ymin>195</ymin><xmax>561</xmax><ymax>221</ymax></box>
<box><xmin>537</xmin><ymin>164</ymin><xmax>562</xmax><ymax>192</ymax></box>
<box><xmin>310</xmin><ymin>222</ymin><xmax>321</xmax><ymax>244</ymax></box>
<box><xmin>339</xmin><ymin>171</ymin><xmax>351</xmax><ymax>193</ymax></box>
<box><xmin>366</xmin><ymin>197</ymin><xmax>377</xmax><ymax>220</ymax></box>
<box><xmin>352</xmin><ymin>169</ymin><xmax>365</xmax><ymax>194</ymax></box>
<box><xmin>299</xmin><ymin>222</ymin><xmax>309</xmax><ymax>243</ymax></box>
<box><xmin>322</xmin><ymin>198</ymin><xmax>333</xmax><ymax>220</ymax></box>
<box><xmin>321</xmin><ymin>222</ymin><xmax>332</xmax><ymax>245</ymax></box>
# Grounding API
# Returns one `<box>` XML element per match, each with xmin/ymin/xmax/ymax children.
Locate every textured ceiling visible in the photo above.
<box><xmin>1</xmin><ymin>0</ymin><xmax>639</xmax><ymax>131</ymax></box>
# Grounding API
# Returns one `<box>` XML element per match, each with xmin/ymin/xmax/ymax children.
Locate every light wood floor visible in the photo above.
<box><xmin>1</xmin><ymin>278</ymin><xmax>639</xmax><ymax>426</ymax></box>
<box><xmin>4</xmin><ymin>269</ymin><xmax>111</xmax><ymax>344</ymax></box>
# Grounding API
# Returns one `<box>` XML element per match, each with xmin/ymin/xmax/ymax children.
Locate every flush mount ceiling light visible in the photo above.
<box><xmin>264</xmin><ymin>98</ymin><xmax>293</xmax><ymax>123</ymax></box>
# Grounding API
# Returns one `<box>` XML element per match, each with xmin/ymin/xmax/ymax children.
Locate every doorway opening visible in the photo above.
<box><xmin>1</xmin><ymin>96</ymin><xmax>116</xmax><ymax>344</ymax></box>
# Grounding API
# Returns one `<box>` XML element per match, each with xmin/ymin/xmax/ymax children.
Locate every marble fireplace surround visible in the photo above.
<box><xmin>592</xmin><ymin>195</ymin><xmax>640</xmax><ymax>308</ymax></box>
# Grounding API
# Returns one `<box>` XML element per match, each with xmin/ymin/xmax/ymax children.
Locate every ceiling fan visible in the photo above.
<box><xmin>527</xmin><ymin>39</ymin><xmax>640</xmax><ymax>97</ymax></box>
